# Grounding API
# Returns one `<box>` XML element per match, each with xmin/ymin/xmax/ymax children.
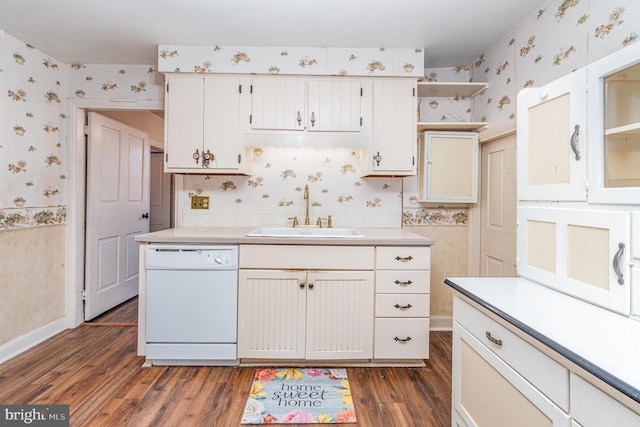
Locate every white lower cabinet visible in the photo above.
<box><xmin>238</xmin><ymin>269</ymin><xmax>374</xmax><ymax>360</ymax></box>
<box><xmin>453</xmin><ymin>295</ymin><xmax>640</xmax><ymax>427</ymax></box>
<box><xmin>453</xmin><ymin>297</ymin><xmax>570</xmax><ymax>427</ymax></box>
<box><xmin>237</xmin><ymin>244</ymin><xmax>431</xmax><ymax>363</ymax></box>
<box><xmin>374</xmin><ymin>246</ymin><xmax>431</xmax><ymax>360</ymax></box>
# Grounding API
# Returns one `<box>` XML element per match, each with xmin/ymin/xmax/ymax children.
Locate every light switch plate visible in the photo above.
<box><xmin>191</xmin><ymin>196</ymin><xmax>209</xmax><ymax>209</ymax></box>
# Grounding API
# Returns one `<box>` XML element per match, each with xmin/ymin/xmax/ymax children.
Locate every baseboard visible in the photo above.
<box><xmin>430</xmin><ymin>315</ymin><xmax>453</xmax><ymax>331</ymax></box>
<box><xmin>0</xmin><ymin>318</ymin><xmax>67</xmax><ymax>364</ymax></box>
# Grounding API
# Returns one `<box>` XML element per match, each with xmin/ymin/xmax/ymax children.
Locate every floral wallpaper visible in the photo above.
<box><xmin>0</xmin><ymin>31</ymin><xmax>163</xmax><ymax>230</ymax></box>
<box><xmin>178</xmin><ymin>147</ymin><xmax>405</xmax><ymax>228</ymax></box>
<box><xmin>158</xmin><ymin>45</ymin><xmax>424</xmax><ymax>78</ymax></box>
<box><xmin>0</xmin><ymin>32</ymin><xmax>68</xmax><ymax>229</ymax></box>
<box><xmin>473</xmin><ymin>0</ymin><xmax>640</xmax><ymax>127</ymax></box>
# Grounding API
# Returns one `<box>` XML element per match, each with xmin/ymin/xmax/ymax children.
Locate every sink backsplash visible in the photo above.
<box><xmin>176</xmin><ymin>146</ymin><xmax>404</xmax><ymax>228</ymax></box>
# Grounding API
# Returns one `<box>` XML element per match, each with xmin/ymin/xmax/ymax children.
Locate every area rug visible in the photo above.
<box><xmin>241</xmin><ymin>368</ymin><xmax>357</xmax><ymax>424</ymax></box>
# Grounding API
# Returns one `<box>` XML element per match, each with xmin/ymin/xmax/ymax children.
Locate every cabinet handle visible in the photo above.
<box><xmin>613</xmin><ymin>243</ymin><xmax>625</xmax><ymax>285</ymax></box>
<box><xmin>193</xmin><ymin>149</ymin><xmax>200</xmax><ymax>165</ymax></box>
<box><xmin>395</xmin><ymin>256</ymin><xmax>413</xmax><ymax>262</ymax></box>
<box><xmin>296</xmin><ymin>111</ymin><xmax>302</xmax><ymax>126</ymax></box>
<box><xmin>202</xmin><ymin>149</ymin><xmax>215</xmax><ymax>168</ymax></box>
<box><xmin>485</xmin><ymin>331</ymin><xmax>502</xmax><ymax>347</ymax></box>
<box><xmin>570</xmin><ymin>124</ymin><xmax>581</xmax><ymax>161</ymax></box>
<box><xmin>299</xmin><ymin>282</ymin><xmax>305</xmax><ymax>289</ymax></box>
<box><xmin>308</xmin><ymin>283</ymin><xmax>314</xmax><ymax>289</ymax></box>
<box><xmin>394</xmin><ymin>280</ymin><xmax>413</xmax><ymax>286</ymax></box>
<box><xmin>394</xmin><ymin>336</ymin><xmax>412</xmax><ymax>343</ymax></box>
<box><xmin>394</xmin><ymin>303</ymin><xmax>412</xmax><ymax>310</ymax></box>
<box><xmin>310</xmin><ymin>112</ymin><xmax>316</xmax><ymax>127</ymax></box>
<box><xmin>373</xmin><ymin>151</ymin><xmax>382</xmax><ymax>166</ymax></box>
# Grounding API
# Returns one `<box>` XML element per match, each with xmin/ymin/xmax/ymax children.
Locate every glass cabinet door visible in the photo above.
<box><xmin>588</xmin><ymin>42</ymin><xmax>640</xmax><ymax>205</ymax></box>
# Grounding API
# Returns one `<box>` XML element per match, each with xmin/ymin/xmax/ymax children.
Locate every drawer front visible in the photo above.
<box><xmin>376</xmin><ymin>270</ymin><xmax>430</xmax><ymax>293</ymax></box>
<box><xmin>376</xmin><ymin>246</ymin><xmax>431</xmax><ymax>270</ymax></box>
<box><xmin>375</xmin><ymin>294</ymin><xmax>430</xmax><ymax>317</ymax></box>
<box><xmin>570</xmin><ymin>374</ymin><xmax>640</xmax><ymax>427</ymax></box>
<box><xmin>374</xmin><ymin>318</ymin><xmax>429</xmax><ymax>359</ymax></box>
<box><xmin>454</xmin><ymin>297</ymin><xmax>569</xmax><ymax>411</ymax></box>
<box><xmin>239</xmin><ymin>245</ymin><xmax>375</xmax><ymax>270</ymax></box>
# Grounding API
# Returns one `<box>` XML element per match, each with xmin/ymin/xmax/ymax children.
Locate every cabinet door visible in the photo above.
<box><xmin>237</xmin><ymin>270</ymin><xmax>307</xmax><ymax>359</ymax></box>
<box><xmin>307</xmin><ymin>79</ymin><xmax>361</xmax><ymax>132</ymax></box>
<box><xmin>518</xmin><ymin>206</ymin><xmax>632</xmax><ymax>314</ymax></box>
<box><xmin>587</xmin><ymin>41</ymin><xmax>640</xmax><ymax>204</ymax></box>
<box><xmin>453</xmin><ymin>323</ymin><xmax>571</xmax><ymax>427</ymax></box>
<box><xmin>250</xmin><ymin>78</ymin><xmax>306</xmax><ymax>130</ymax></box>
<box><xmin>203</xmin><ymin>77</ymin><xmax>243</xmax><ymax>170</ymax></box>
<box><xmin>306</xmin><ymin>271</ymin><xmax>374</xmax><ymax>360</ymax></box>
<box><xmin>418</xmin><ymin>131</ymin><xmax>478</xmax><ymax>202</ymax></box>
<box><xmin>165</xmin><ymin>76</ymin><xmax>204</xmax><ymax>170</ymax></box>
<box><xmin>516</xmin><ymin>69</ymin><xmax>587</xmax><ymax>201</ymax></box>
<box><xmin>368</xmin><ymin>79</ymin><xmax>417</xmax><ymax>175</ymax></box>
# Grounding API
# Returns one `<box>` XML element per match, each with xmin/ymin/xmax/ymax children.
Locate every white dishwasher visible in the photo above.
<box><xmin>145</xmin><ymin>244</ymin><xmax>238</xmax><ymax>366</ymax></box>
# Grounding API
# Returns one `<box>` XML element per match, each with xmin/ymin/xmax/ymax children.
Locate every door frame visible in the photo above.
<box><xmin>65</xmin><ymin>99</ymin><xmax>163</xmax><ymax>327</ymax></box>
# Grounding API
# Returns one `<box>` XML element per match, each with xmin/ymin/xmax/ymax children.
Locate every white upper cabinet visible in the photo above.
<box><xmin>587</xmin><ymin>42</ymin><xmax>640</xmax><ymax>205</ymax></box>
<box><xmin>418</xmin><ymin>131</ymin><xmax>478</xmax><ymax>203</ymax></box>
<box><xmin>307</xmin><ymin>79</ymin><xmax>362</xmax><ymax>132</ymax></box>
<box><xmin>516</xmin><ymin>69</ymin><xmax>587</xmax><ymax>202</ymax></box>
<box><xmin>250</xmin><ymin>78</ymin><xmax>306</xmax><ymax>131</ymax></box>
<box><xmin>164</xmin><ymin>75</ymin><xmax>251</xmax><ymax>174</ymax></box>
<box><xmin>249</xmin><ymin>77</ymin><xmax>362</xmax><ymax>132</ymax></box>
<box><xmin>362</xmin><ymin>79</ymin><xmax>417</xmax><ymax>176</ymax></box>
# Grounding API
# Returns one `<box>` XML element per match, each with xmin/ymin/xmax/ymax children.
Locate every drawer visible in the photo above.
<box><xmin>376</xmin><ymin>270</ymin><xmax>430</xmax><ymax>293</ymax></box>
<box><xmin>374</xmin><ymin>318</ymin><xmax>429</xmax><ymax>359</ymax></box>
<box><xmin>376</xmin><ymin>246</ymin><xmax>430</xmax><ymax>270</ymax></box>
<box><xmin>239</xmin><ymin>244</ymin><xmax>374</xmax><ymax>270</ymax></box>
<box><xmin>570</xmin><ymin>373</ymin><xmax>640</xmax><ymax>427</ymax></box>
<box><xmin>375</xmin><ymin>294</ymin><xmax>430</xmax><ymax>317</ymax></box>
<box><xmin>454</xmin><ymin>297</ymin><xmax>569</xmax><ymax>411</ymax></box>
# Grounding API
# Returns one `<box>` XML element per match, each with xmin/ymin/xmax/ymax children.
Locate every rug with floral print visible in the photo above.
<box><xmin>241</xmin><ymin>368</ymin><xmax>357</xmax><ymax>424</ymax></box>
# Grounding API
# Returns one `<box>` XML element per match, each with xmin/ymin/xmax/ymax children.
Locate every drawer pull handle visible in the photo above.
<box><xmin>570</xmin><ymin>124</ymin><xmax>581</xmax><ymax>161</ymax></box>
<box><xmin>485</xmin><ymin>331</ymin><xmax>502</xmax><ymax>347</ymax></box>
<box><xmin>394</xmin><ymin>336</ymin><xmax>412</xmax><ymax>343</ymax></box>
<box><xmin>394</xmin><ymin>303</ymin><xmax>412</xmax><ymax>310</ymax></box>
<box><xmin>394</xmin><ymin>280</ymin><xmax>413</xmax><ymax>286</ymax></box>
<box><xmin>613</xmin><ymin>242</ymin><xmax>625</xmax><ymax>285</ymax></box>
<box><xmin>395</xmin><ymin>256</ymin><xmax>413</xmax><ymax>262</ymax></box>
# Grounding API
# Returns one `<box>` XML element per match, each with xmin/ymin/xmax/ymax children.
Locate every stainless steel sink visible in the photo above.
<box><xmin>246</xmin><ymin>227</ymin><xmax>364</xmax><ymax>238</ymax></box>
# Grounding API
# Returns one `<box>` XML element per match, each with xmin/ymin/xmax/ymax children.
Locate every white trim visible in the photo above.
<box><xmin>65</xmin><ymin>99</ymin><xmax>164</xmax><ymax>327</ymax></box>
<box><xmin>0</xmin><ymin>319</ymin><xmax>67</xmax><ymax>364</ymax></box>
<box><xmin>478</xmin><ymin>120</ymin><xmax>516</xmax><ymax>144</ymax></box>
<box><xmin>429</xmin><ymin>315</ymin><xmax>453</xmax><ymax>331</ymax></box>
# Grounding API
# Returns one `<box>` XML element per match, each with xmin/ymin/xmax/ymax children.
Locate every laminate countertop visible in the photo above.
<box><xmin>445</xmin><ymin>276</ymin><xmax>640</xmax><ymax>405</ymax></box>
<box><xmin>135</xmin><ymin>227</ymin><xmax>434</xmax><ymax>246</ymax></box>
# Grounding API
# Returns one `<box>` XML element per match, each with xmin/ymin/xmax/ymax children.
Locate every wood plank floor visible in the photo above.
<box><xmin>0</xmin><ymin>298</ymin><xmax>452</xmax><ymax>426</ymax></box>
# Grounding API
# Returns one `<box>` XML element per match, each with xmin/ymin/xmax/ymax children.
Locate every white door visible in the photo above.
<box><xmin>149</xmin><ymin>151</ymin><xmax>171</xmax><ymax>232</ymax></box>
<box><xmin>480</xmin><ymin>134</ymin><xmax>517</xmax><ymax>277</ymax></box>
<box><xmin>85</xmin><ymin>112</ymin><xmax>150</xmax><ymax>320</ymax></box>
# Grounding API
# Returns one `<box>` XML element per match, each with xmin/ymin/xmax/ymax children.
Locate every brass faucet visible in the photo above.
<box><xmin>304</xmin><ymin>184</ymin><xmax>311</xmax><ymax>226</ymax></box>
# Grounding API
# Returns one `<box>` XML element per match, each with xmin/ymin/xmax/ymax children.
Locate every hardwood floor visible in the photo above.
<box><xmin>0</xmin><ymin>298</ymin><xmax>452</xmax><ymax>426</ymax></box>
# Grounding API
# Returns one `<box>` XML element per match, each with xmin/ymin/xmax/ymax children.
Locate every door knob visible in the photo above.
<box><xmin>142</xmin><ymin>212</ymin><xmax>149</xmax><ymax>219</ymax></box>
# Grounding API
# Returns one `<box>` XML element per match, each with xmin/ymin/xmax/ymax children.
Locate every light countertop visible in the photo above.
<box><xmin>135</xmin><ymin>227</ymin><xmax>434</xmax><ymax>246</ymax></box>
<box><xmin>445</xmin><ymin>276</ymin><xmax>640</xmax><ymax>405</ymax></box>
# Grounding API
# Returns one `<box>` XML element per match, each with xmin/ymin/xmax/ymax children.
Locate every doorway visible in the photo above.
<box><xmin>66</xmin><ymin>102</ymin><xmax>166</xmax><ymax>325</ymax></box>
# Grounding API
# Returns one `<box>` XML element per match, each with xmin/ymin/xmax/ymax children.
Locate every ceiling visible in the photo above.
<box><xmin>0</xmin><ymin>0</ymin><xmax>546</xmax><ymax>69</ymax></box>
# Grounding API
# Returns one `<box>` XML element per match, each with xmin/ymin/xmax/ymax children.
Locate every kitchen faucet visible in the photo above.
<box><xmin>304</xmin><ymin>184</ymin><xmax>310</xmax><ymax>225</ymax></box>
